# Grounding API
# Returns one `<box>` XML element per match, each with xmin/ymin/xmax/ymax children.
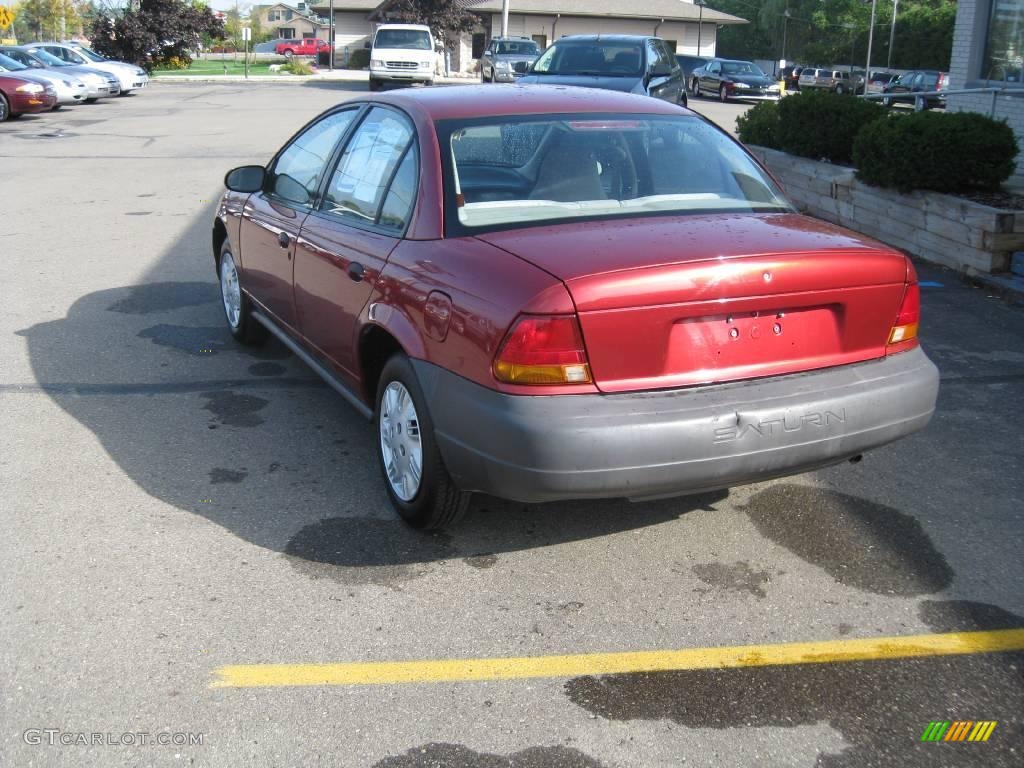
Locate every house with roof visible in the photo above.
<box><xmin>252</xmin><ymin>2</ymin><xmax>329</xmax><ymax>40</ymax></box>
<box><xmin>310</xmin><ymin>0</ymin><xmax>746</xmax><ymax>73</ymax></box>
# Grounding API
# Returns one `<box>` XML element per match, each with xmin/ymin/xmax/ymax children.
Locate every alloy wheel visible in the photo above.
<box><xmin>220</xmin><ymin>252</ymin><xmax>242</xmax><ymax>330</ymax></box>
<box><xmin>379</xmin><ymin>381</ymin><xmax>423</xmax><ymax>501</ymax></box>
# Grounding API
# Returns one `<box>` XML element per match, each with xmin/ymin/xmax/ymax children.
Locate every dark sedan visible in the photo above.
<box><xmin>690</xmin><ymin>58</ymin><xmax>781</xmax><ymax>102</ymax></box>
<box><xmin>0</xmin><ymin>71</ymin><xmax>57</xmax><ymax>120</ymax></box>
<box><xmin>519</xmin><ymin>35</ymin><xmax>686</xmax><ymax>107</ymax></box>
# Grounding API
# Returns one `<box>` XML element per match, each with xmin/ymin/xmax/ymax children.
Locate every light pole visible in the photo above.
<box><xmin>329</xmin><ymin>0</ymin><xmax>335</xmax><ymax>70</ymax></box>
<box><xmin>501</xmin><ymin>0</ymin><xmax>509</xmax><ymax>38</ymax></box>
<box><xmin>864</xmin><ymin>0</ymin><xmax>878</xmax><ymax>84</ymax></box>
<box><xmin>695</xmin><ymin>0</ymin><xmax>704</xmax><ymax>56</ymax></box>
<box><xmin>887</xmin><ymin>0</ymin><xmax>898</xmax><ymax>69</ymax></box>
<box><xmin>782</xmin><ymin>7</ymin><xmax>791</xmax><ymax>65</ymax></box>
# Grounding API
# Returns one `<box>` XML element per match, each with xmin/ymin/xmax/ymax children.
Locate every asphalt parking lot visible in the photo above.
<box><xmin>2</xmin><ymin>82</ymin><xmax>1023</xmax><ymax>767</ymax></box>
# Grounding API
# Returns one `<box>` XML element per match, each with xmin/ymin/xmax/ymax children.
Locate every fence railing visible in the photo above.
<box><xmin>860</xmin><ymin>86</ymin><xmax>1018</xmax><ymax>117</ymax></box>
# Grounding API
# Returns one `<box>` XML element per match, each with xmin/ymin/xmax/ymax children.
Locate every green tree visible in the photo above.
<box><xmin>89</xmin><ymin>0</ymin><xmax>224</xmax><ymax>70</ymax></box>
<box><xmin>385</xmin><ymin>0</ymin><xmax>478</xmax><ymax>48</ymax></box>
<box><xmin>13</xmin><ymin>0</ymin><xmax>83</xmax><ymax>41</ymax></box>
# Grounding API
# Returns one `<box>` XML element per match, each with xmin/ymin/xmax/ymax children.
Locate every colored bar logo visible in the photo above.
<box><xmin>921</xmin><ymin>721</ymin><xmax>997</xmax><ymax>742</ymax></box>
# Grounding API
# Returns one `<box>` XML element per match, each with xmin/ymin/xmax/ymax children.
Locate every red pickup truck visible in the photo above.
<box><xmin>274</xmin><ymin>38</ymin><xmax>330</xmax><ymax>58</ymax></box>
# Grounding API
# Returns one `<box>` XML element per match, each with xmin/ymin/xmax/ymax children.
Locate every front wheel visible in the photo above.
<box><xmin>218</xmin><ymin>242</ymin><xmax>266</xmax><ymax>345</ymax></box>
<box><xmin>690</xmin><ymin>79</ymin><xmax>700</xmax><ymax>96</ymax></box>
<box><xmin>834</xmin><ymin>83</ymin><xmax>846</xmax><ymax>95</ymax></box>
<box><xmin>283</xmin><ymin>50</ymin><xmax>294</xmax><ymax>59</ymax></box>
<box><xmin>375</xmin><ymin>355</ymin><xmax>470</xmax><ymax>530</ymax></box>
<box><xmin>719</xmin><ymin>84</ymin><xmax>729</xmax><ymax>102</ymax></box>
<box><xmin>0</xmin><ymin>93</ymin><xmax>9</xmax><ymax>122</ymax></box>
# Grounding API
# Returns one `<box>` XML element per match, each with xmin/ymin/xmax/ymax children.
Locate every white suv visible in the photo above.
<box><xmin>368</xmin><ymin>24</ymin><xmax>435</xmax><ymax>91</ymax></box>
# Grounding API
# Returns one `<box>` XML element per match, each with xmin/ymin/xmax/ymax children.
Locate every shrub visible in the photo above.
<box><xmin>154</xmin><ymin>56</ymin><xmax>190</xmax><ymax>70</ymax></box>
<box><xmin>346</xmin><ymin>48</ymin><xmax>370</xmax><ymax>70</ymax></box>
<box><xmin>854</xmin><ymin>110</ymin><xmax>1019</xmax><ymax>193</ymax></box>
<box><xmin>281</xmin><ymin>59</ymin><xmax>314</xmax><ymax>76</ymax></box>
<box><xmin>776</xmin><ymin>90</ymin><xmax>887</xmax><ymax>165</ymax></box>
<box><xmin>736</xmin><ymin>100</ymin><xmax>781</xmax><ymax>149</ymax></box>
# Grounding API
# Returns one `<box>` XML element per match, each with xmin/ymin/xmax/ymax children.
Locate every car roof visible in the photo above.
<box><xmin>557</xmin><ymin>35</ymin><xmax>656</xmax><ymax>43</ymax></box>
<box><xmin>369</xmin><ymin>84</ymin><xmax>687</xmax><ymax>122</ymax></box>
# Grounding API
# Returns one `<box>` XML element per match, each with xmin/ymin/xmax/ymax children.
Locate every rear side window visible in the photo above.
<box><xmin>323</xmin><ymin>107</ymin><xmax>415</xmax><ymax>226</ymax></box>
<box><xmin>268</xmin><ymin>109</ymin><xmax>358</xmax><ymax>206</ymax></box>
<box><xmin>378</xmin><ymin>147</ymin><xmax>419</xmax><ymax>232</ymax></box>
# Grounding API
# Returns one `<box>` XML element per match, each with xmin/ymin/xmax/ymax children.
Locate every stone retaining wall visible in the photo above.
<box><xmin>748</xmin><ymin>146</ymin><xmax>1024</xmax><ymax>274</ymax></box>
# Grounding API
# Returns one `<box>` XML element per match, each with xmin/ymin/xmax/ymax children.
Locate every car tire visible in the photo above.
<box><xmin>369</xmin><ymin>77</ymin><xmax>382</xmax><ymax>92</ymax></box>
<box><xmin>0</xmin><ymin>92</ymin><xmax>9</xmax><ymax>122</ymax></box>
<box><xmin>690</xmin><ymin>78</ymin><xmax>700</xmax><ymax>97</ymax></box>
<box><xmin>835</xmin><ymin>84</ymin><xmax>845</xmax><ymax>95</ymax></box>
<box><xmin>218</xmin><ymin>242</ymin><xmax>266</xmax><ymax>346</ymax></box>
<box><xmin>375</xmin><ymin>354</ymin><xmax>470</xmax><ymax>530</ymax></box>
<box><xmin>678</xmin><ymin>88</ymin><xmax>688</xmax><ymax>108</ymax></box>
<box><xmin>481</xmin><ymin>69</ymin><xmax>491</xmax><ymax>83</ymax></box>
<box><xmin>719</xmin><ymin>84</ymin><xmax>729</xmax><ymax>102</ymax></box>
<box><xmin>84</xmin><ymin>97</ymin><xmax>97</xmax><ymax>104</ymax></box>
<box><xmin>283</xmin><ymin>50</ymin><xmax>294</xmax><ymax>59</ymax></box>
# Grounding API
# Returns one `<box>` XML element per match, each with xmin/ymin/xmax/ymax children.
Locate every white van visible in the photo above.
<box><xmin>368</xmin><ymin>24</ymin><xmax>436</xmax><ymax>91</ymax></box>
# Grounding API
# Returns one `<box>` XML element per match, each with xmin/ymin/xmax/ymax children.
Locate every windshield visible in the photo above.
<box><xmin>531</xmin><ymin>42</ymin><xmax>643</xmax><ymax>77</ymax></box>
<box><xmin>73</xmin><ymin>46</ymin><xmax>107</xmax><ymax>62</ymax></box>
<box><xmin>721</xmin><ymin>61</ymin><xmax>765</xmax><ymax>76</ymax></box>
<box><xmin>374</xmin><ymin>30</ymin><xmax>432</xmax><ymax>50</ymax></box>
<box><xmin>443</xmin><ymin>114</ymin><xmax>790</xmax><ymax>232</ymax></box>
<box><xmin>0</xmin><ymin>53</ymin><xmax>28</xmax><ymax>71</ymax></box>
<box><xmin>26</xmin><ymin>48</ymin><xmax>69</xmax><ymax>66</ymax></box>
<box><xmin>495</xmin><ymin>41</ymin><xmax>539</xmax><ymax>56</ymax></box>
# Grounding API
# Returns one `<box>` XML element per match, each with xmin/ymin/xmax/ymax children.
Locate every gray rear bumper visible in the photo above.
<box><xmin>413</xmin><ymin>348</ymin><xmax>939</xmax><ymax>503</ymax></box>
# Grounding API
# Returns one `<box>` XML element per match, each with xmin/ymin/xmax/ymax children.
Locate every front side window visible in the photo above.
<box><xmin>323</xmin><ymin>108</ymin><xmax>415</xmax><ymax>226</ymax></box>
<box><xmin>532</xmin><ymin>42</ymin><xmax>644</xmax><ymax>76</ymax></box>
<box><xmin>444</xmin><ymin>115</ymin><xmax>790</xmax><ymax>233</ymax></box>
<box><xmin>268</xmin><ymin>109</ymin><xmax>358</xmax><ymax>206</ymax></box>
<box><xmin>983</xmin><ymin>0</ymin><xmax>1023</xmax><ymax>83</ymax></box>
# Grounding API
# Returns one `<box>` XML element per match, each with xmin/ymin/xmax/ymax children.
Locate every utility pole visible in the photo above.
<box><xmin>782</xmin><ymin>7</ymin><xmax>790</xmax><ymax>65</ymax></box>
<box><xmin>864</xmin><ymin>0</ymin><xmax>877</xmax><ymax>84</ymax></box>
<box><xmin>501</xmin><ymin>0</ymin><xmax>509</xmax><ymax>38</ymax></box>
<box><xmin>696</xmin><ymin>0</ymin><xmax>704</xmax><ymax>56</ymax></box>
<box><xmin>887</xmin><ymin>0</ymin><xmax>898</xmax><ymax>69</ymax></box>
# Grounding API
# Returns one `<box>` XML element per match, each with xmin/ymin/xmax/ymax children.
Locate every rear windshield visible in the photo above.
<box><xmin>441</xmin><ymin>114</ymin><xmax>790</xmax><ymax>234</ymax></box>
<box><xmin>374</xmin><ymin>30</ymin><xmax>432</xmax><ymax>50</ymax></box>
<box><xmin>532</xmin><ymin>42</ymin><xmax>644</xmax><ymax>77</ymax></box>
<box><xmin>496</xmin><ymin>40</ymin><xmax>539</xmax><ymax>55</ymax></box>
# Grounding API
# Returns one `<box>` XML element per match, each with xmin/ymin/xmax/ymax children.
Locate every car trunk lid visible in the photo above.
<box><xmin>477</xmin><ymin>214</ymin><xmax>910</xmax><ymax>393</ymax></box>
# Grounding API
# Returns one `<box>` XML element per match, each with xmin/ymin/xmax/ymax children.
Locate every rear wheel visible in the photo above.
<box><xmin>218</xmin><ymin>242</ymin><xmax>266</xmax><ymax>345</ymax></box>
<box><xmin>0</xmin><ymin>93</ymin><xmax>8</xmax><ymax>122</ymax></box>
<box><xmin>835</xmin><ymin>83</ymin><xmax>846</xmax><ymax>95</ymax></box>
<box><xmin>375</xmin><ymin>355</ymin><xmax>470</xmax><ymax>530</ymax></box>
<box><xmin>84</xmin><ymin>96</ymin><xmax>97</xmax><ymax>104</ymax></box>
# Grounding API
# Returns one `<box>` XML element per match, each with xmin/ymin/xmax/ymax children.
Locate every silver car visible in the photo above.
<box><xmin>0</xmin><ymin>49</ymin><xmax>86</xmax><ymax>105</ymax></box>
<box><xmin>32</xmin><ymin>42</ymin><xmax>148</xmax><ymax>95</ymax></box>
<box><xmin>480</xmin><ymin>37</ymin><xmax>541</xmax><ymax>83</ymax></box>
<box><xmin>14</xmin><ymin>46</ymin><xmax>120</xmax><ymax>101</ymax></box>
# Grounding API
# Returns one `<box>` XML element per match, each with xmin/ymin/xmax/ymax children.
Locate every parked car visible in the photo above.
<box><xmin>864</xmin><ymin>70</ymin><xmax>899</xmax><ymax>94</ymax></box>
<box><xmin>520</xmin><ymin>35</ymin><xmax>686</xmax><ymax>107</ymax></box>
<box><xmin>367</xmin><ymin>24</ymin><xmax>436</xmax><ymax>91</ymax></box>
<box><xmin>779</xmin><ymin>64</ymin><xmax>805</xmax><ymax>91</ymax></box>
<box><xmin>29</xmin><ymin>42</ymin><xmax>148</xmax><ymax>95</ymax></box>
<box><xmin>882</xmin><ymin>70</ymin><xmax>949</xmax><ymax>109</ymax></box>
<box><xmin>690</xmin><ymin>58</ymin><xmax>780</xmax><ymax>101</ymax></box>
<box><xmin>479</xmin><ymin>37</ymin><xmax>541</xmax><ymax>83</ymax></box>
<box><xmin>211</xmin><ymin>85</ymin><xmax>939</xmax><ymax>529</ymax></box>
<box><xmin>14</xmin><ymin>45</ymin><xmax>120</xmax><ymax>101</ymax></box>
<box><xmin>0</xmin><ymin>71</ymin><xmax>57</xmax><ymax>120</ymax></box>
<box><xmin>798</xmin><ymin>67</ymin><xmax>862</xmax><ymax>95</ymax></box>
<box><xmin>274</xmin><ymin>38</ymin><xmax>330</xmax><ymax>59</ymax></box>
<box><xmin>0</xmin><ymin>51</ymin><xmax>85</xmax><ymax>107</ymax></box>
<box><xmin>675</xmin><ymin>54</ymin><xmax>709</xmax><ymax>83</ymax></box>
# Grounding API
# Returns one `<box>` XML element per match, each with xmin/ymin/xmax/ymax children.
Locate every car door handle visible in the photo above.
<box><xmin>348</xmin><ymin>262</ymin><xmax>365</xmax><ymax>282</ymax></box>
<box><xmin>278</xmin><ymin>231</ymin><xmax>291</xmax><ymax>248</ymax></box>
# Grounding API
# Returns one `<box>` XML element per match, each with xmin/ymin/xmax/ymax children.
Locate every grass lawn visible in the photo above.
<box><xmin>152</xmin><ymin>58</ymin><xmax>289</xmax><ymax>77</ymax></box>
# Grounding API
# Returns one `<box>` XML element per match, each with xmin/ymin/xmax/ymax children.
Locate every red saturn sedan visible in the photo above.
<box><xmin>0</xmin><ymin>72</ymin><xmax>57</xmax><ymax>121</ymax></box>
<box><xmin>213</xmin><ymin>85</ymin><xmax>938</xmax><ymax>529</ymax></box>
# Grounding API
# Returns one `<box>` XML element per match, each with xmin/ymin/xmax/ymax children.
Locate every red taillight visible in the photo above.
<box><xmin>493</xmin><ymin>314</ymin><xmax>592</xmax><ymax>385</ymax></box>
<box><xmin>888</xmin><ymin>282</ymin><xmax>920</xmax><ymax>353</ymax></box>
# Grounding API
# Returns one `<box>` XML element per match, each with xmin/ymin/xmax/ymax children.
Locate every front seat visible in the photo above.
<box><xmin>530</xmin><ymin>140</ymin><xmax>606</xmax><ymax>202</ymax></box>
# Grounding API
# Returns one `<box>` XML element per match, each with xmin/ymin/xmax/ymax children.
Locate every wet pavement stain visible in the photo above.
<box><xmin>372</xmin><ymin>743</ymin><xmax>607</xmax><ymax>767</ymax></box>
<box><xmin>284</xmin><ymin>517</ymin><xmax>454</xmax><ymax>588</ymax></box>
<box><xmin>463</xmin><ymin>553</ymin><xmax>498</xmax><ymax>569</ymax></box>
<box><xmin>209</xmin><ymin>468</ymin><xmax>248</xmax><ymax>484</ymax></box>
<box><xmin>564</xmin><ymin>652</ymin><xmax>1024</xmax><ymax>767</ymax></box>
<box><xmin>138</xmin><ymin>324</ymin><xmax>230</xmax><ymax>355</ymax></box>
<box><xmin>918</xmin><ymin>600</ymin><xmax>1024</xmax><ymax>633</ymax></box>
<box><xmin>125</xmin><ymin>211</ymin><xmax>153</xmax><ymax>216</ymax></box>
<box><xmin>692</xmin><ymin>561</ymin><xmax>770</xmax><ymax>598</ymax></box>
<box><xmin>743</xmin><ymin>484</ymin><xmax>953</xmax><ymax>595</ymax></box>
<box><xmin>201</xmin><ymin>391</ymin><xmax>268</xmax><ymax>428</ymax></box>
<box><xmin>106</xmin><ymin>282</ymin><xmax>219</xmax><ymax>314</ymax></box>
<box><xmin>248</xmin><ymin>362</ymin><xmax>286</xmax><ymax>377</ymax></box>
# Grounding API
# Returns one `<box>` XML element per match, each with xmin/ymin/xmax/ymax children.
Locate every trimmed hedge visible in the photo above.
<box><xmin>776</xmin><ymin>90</ymin><xmax>887</xmax><ymax>165</ymax></box>
<box><xmin>736</xmin><ymin>100</ymin><xmax>780</xmax><ymax>149</ymax></box>
<box><xmin>853</xmin><ymin>110</ymin><xmax>1019</xmax><ymax>193</ymax></box>
<box><xmin>347</xmin><ymin>48</ymin><xmax>370</xmax><ymax>70</ymax></box>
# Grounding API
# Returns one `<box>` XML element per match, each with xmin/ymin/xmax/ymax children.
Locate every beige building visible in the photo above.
<box><xmin>253</xmin><ymin>2</ymin><xmax>329</xmax><ymax>39</ymax></box>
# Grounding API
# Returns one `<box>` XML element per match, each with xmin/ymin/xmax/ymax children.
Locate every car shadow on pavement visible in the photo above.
<box><xmin>16</xmin><ymin>231</ymin><xmax>725</xmax><ymax>572</ymax></box>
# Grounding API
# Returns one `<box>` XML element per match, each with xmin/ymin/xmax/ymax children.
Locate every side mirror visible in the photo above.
<box><xmin>224</xmin><ymin>165</ymin><xmax>266</xmax><ymax>193</ymax></box>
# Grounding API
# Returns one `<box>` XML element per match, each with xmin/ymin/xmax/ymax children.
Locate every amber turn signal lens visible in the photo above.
<box><xmin>887</xmin><ymin>283</ymin><xmax>920</xmax><ymax>353</ymax></box>
<box><xmin>493</xmin><ymin>314</ymin><xmax>593</xmax><ymax>385</ymax></box>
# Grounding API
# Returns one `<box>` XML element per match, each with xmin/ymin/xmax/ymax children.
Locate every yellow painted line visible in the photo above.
<box><xmin>210</xmin><ymin>628</ymin><xmax>1024</xmax><ymax>689</ymax></box>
